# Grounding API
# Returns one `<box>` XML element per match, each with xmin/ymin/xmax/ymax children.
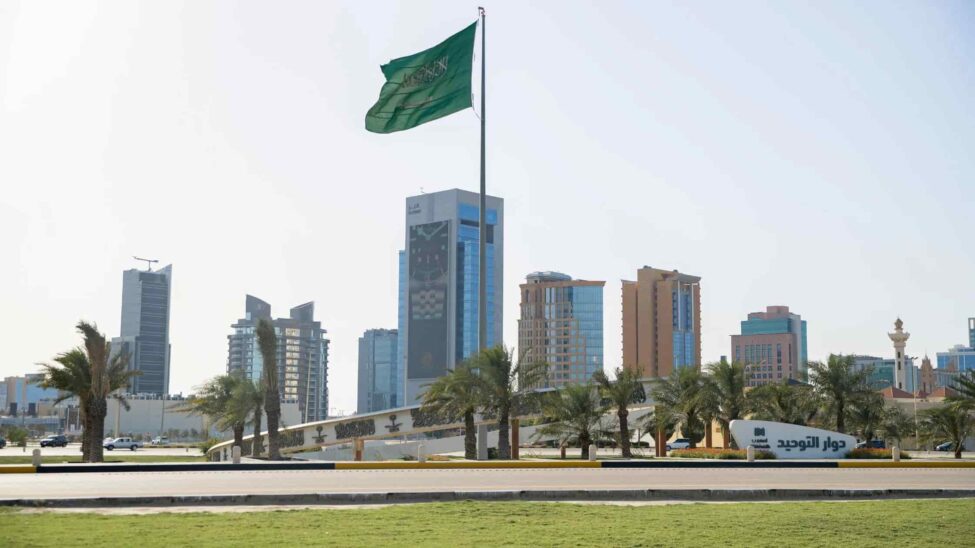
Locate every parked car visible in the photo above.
<box><xmin>666</xmin><ymin>438</ymin><xmax>692</xmax><ymax>451</ymax></box>
<box><xmin>935</xmin><ymin>441</ymin><xmax>956</xmax><ymax>452</ymax></box>
<box><xmin>856</xmin><ymin>440</ymin><xmax>886</xmax><ymax>449</ymax></box>
<box><xmin>103</xmin><ymin>437</ymin><xmax>142</xmax><ymax>451</ymax></box>
<box><xmin>0</xmin><ymin>436</ymin><xmax>6</xmax><ymax>449</ymax></box>
<box><xmin>39</xmin><ymin>435</ymin><xmax>68</xmax><ymax>448</ymax></box>
<box><xmin>150</xmin><ymin>436</ymin><xmax>169</xmax><ymax>446</ymax></box>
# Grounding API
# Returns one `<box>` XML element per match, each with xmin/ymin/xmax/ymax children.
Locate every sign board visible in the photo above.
<box><xmin>729</xmin><ymin>420</ymin><xmax>856</xmax><ymax>459</ymax></box>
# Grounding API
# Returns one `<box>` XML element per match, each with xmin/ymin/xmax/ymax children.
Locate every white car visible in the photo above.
<box><xmin>666</xmin><ymin>438</ymin><xmax>692</xmax><ymax>451</ymax></box>
<box><xmin>150</xmin><ymin>436</ymin><xmax>169</xmax><ymax>446</ymax></box>
<box><xmin>103</xmin><ymin>437</ymin><xmax>142</xmax><ymax>451</ymax></box>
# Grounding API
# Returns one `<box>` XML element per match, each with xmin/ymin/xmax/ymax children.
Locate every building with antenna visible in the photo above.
<box><xmin>111</xmin><ymin>263</ymin><xmax>173</xmax><ymax>396</ymax></box>
<box><xmin>226</xmin><ymin>295</ymin><xmax>329</xmax><ymax>423</ymax></box>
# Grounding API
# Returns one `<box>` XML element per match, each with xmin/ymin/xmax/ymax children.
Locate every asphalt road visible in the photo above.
<box><xmin>2</xmin><ymin>468</ymin><xmax>973</xmax><ymax>499</ymax></box>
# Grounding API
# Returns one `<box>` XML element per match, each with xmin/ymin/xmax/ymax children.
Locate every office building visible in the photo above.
<box><xmin>937</xmin><ymin>344</ymin><xmax>975</xmax><ymax>373</ymax></box>
<box><xmin>622</xmin><ymin>266</ymin><xmax>701</xmax><ymax>379</ymax></box>
<box><xmin>400</xmin><ymin>188</ymin><xmax>504</xmax><ymax>403</ymax></box>
<box><xmin>518</xmin><ymin>272</ymin><xmax>604</xmax><ymax>388</ymax></box>
<box><xmin>227</xmin><ymin>295</ymin><xmax>329</xmax><ymax>423</ymax></box>
<box><xmin>111</xmin><ymin>265</ymin><xmax>173</xmax><ymax>395</ymax></box>
<box><xmin>357</xmin><ymin>329</ymin><xmax>399</xmax><ymax>413</ymax></box>
<box><xmin>970</xmin><ymin>317</ymin><xmax>975</xmax><ymax>349</ymax></box>
<box><xmin>853</xmin><ymin>355</ymin><xmax>916</xmax><ymax>393</ymax></box>
<box><xmin>2</xmin><ymin>374</ymin><xmax>59</xmax><ymax>417</ymax></box>
<box><xmin>731</xmin><ymin>306</ymin><xmax>808</xmax><ymax>386</ymax></box>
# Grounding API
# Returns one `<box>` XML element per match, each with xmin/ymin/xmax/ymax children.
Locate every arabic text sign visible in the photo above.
<box><xmin>729</xmin><ymin>420</ymin><xmax>856</xmax><ymax>459</ymax></box>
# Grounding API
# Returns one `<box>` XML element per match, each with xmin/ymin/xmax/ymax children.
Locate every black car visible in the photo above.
<box><xmin>39</xmin><ymin>435</ymin><xmax>68</xmax><ymax>448</ymax></box>
<box><xmin>0</xmin><ymin>436</ymin><xmax>6</xmax><ymax>449</ymax></box>
<box><xmin>856</xmin><ymin>439</ymin><xmax>886</xmax><ymax>449</ymax></box>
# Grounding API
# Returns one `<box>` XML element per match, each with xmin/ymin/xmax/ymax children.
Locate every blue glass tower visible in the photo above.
<box><xmin>401</xmin><ymin>189</ymin><xmax>503</xmax><ymax>403</ymax></box>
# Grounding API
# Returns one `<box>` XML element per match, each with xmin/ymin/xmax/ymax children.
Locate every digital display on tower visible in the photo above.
<box><xmin>408</xmin><ymin>220</ymin><xmax>449</xmax><ymax>379</ymax></box>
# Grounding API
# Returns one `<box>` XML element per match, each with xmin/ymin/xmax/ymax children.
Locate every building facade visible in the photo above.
<box><xmin>518</xmin><ymin>272</ymin><xmax>604</xmax><ymax>388</ymax></box>
<box><xmin>2</xmin><ymin>374</ymin><xmax>59</xmax><ymax>417</ymax></box>
<box><xmin>731</xmin><ymin>306</ymin><xmax>808</xmax><ymax>386</ymax></box>
<box><xmin>400</xmin><ymin>188</ymin><xmax>504</xmax><ymax>403</ymax></box>
<box><xmin>970</xmin><ymin>317</ymin><xmax>975</xmax><ymax>350</ymax></box>
<box><xmin>937</xmin><ymin>344</ymin><xmax>975</xmax><ymax>373</ymax></box>
<box><xmin>226</xmin><ymin>295</ymin><xmax>329</xmax><ymax>423</ymax></box>
<box><xmin>853</xmin><ymin>355</ymin><xmax>917</xmax><ymax>393</ymax></box>
<box><xmin>111</xmin><ymin>265</ymin><xmax>173</xmax><ymax>395</ymax></box>
<box><xmin>357</xmin><ymin>329</ymin><xmax>399</xmax><ymax>414</ymax></box>
<box><xmin>622</xmin><ymin>266</ymin><xmax>701</xmax><ymax>379</ymax></box>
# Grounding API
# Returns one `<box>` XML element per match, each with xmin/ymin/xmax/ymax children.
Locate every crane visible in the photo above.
<box><xmin>133</xmin><ymin>256</ymin><xmax>159</xmax><ymax>272</ymax></box>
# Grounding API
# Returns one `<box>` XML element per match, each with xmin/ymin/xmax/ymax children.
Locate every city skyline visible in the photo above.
<box><xmin>2</xmin><ymin>2</ymin><xmax>973</xmax><ymax>414</ymax></box>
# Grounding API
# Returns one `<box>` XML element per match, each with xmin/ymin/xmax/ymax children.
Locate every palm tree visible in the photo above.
<box><xmin>535</xmin><ymin>383</ymin><xmax>607</xmax><ymax>459</ymax></box>
<box><xmin>920</xmin><ymin>405</ymin><xmax>972</xmax><ymax>459</ymax></box>
<box><xmin>179</xmin><ymin>375</ymin><xmax>255</xmax><ymax>449</ymax></box>
<box><xmin>421</xmin><ymin>363</ymin><xmax>482</xmax><ymax>459</ymax></box>
<box><xmin>256</xmin><ymin>319</ymin><xmax>281</xmax><ymax>460</ymax></box>
<box><xmin>37</xmin><ymin>322</ymin><xmax>138</xmax><ymax>463</ymax></box>
<box><xmin>37</xmin><ymin>349</ymin><xmax>92</xmax><ymax>460</ymax></box>
<box><xmin>249</xmin><ymin>379</ymin><xmax>265</xmax><ymax>457</ymax></box>
<box><xmin>808</xmin><ymin>354</ymin><xmax>873</xmax><ymax>434</ymax></box>
<box><xmin>701</xmin><ymin>361</ymin><xmax>748</xmax><ymax>448</ymax></box>
<box><xmin>879</xmin><ymin>405</ymin><xmax>913</xmax><ymax>446</ymax></box>
<box><xmin>651</xmin><ymin>367</ymin><xmax>707</xmax><ymax>448</ymax></box>
<box><xmin>848</xmin><ymin>392</ymin><xmax>885</xmax><ymax>443</ymax></box>
<box><xmin>474</xmin><ymin>346</ymin><xmax>547</xmax><ymax>459</ymax></box>
<box><xmin>592</xmin><ymin>367</ymin><xmax>643</xmax><ymax>458</ymax></box>
<box><xmin>747</xmin><ymin>382</ymin><xmax>820</xmax><ymax>426</ymax></box>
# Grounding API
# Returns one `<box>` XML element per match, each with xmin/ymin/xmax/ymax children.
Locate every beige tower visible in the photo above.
<box><xmin>887</xmin><ymin>318</ymin><xmax>910</xmax><ymax>391</ymax></box>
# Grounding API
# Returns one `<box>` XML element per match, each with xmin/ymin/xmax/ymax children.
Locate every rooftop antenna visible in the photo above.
<box><xmin>133</xmin><ymin>256</ymin><xmax>159</xmax><ymax>272</ymax></box>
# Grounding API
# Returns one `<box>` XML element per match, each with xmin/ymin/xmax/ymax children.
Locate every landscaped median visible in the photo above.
<box><xmin>1</xmin><ymin>459</ymin><xmax>973</xmax><ymax>474</ymax></box>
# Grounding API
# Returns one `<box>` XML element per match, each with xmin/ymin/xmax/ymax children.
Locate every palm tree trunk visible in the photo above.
<box><xmin>836</xmin><ymin>398</ymin><xmax>845</xmax><ymax>433</ymax></box>
<box><xmin>618</xmin><ymin>409</ymin><xmax>631</xmax><ymax>458</ymax></box>
<box><xmin>705</xmin><ymin>421</ymin><xmax>713</xmax><ymax>448</ymax></box>
<box><xmin>497</xmin><ymin>408</ymin><xmax>511</xmax><ymax>459</ymax></box>
<box><xmin>265</xmin><ymin>389</ymin><xmax>281</xmax><ymax>460</ymax></box>
<box><xmin>955</xmin><ymin>445</ymin><xmax>962</xmax><ymax>460</ymax></box>
<box><xmin>233</xmin><ymin>423</ymin><xmax>245</xmax><ymax>449</ymax></box>
<box><xmin>464</xmin><ymin>410</ymin><xmax>477</xmax><ymax>460</ymax></box>
<box><xmin>252</xmin><ymin>404</ymin><xmax>263</xmax><ymax>457</ymax></box>
<box><xmin>580</xmin><ymin>432</ymin><xmax>591</xmax><ymax>460</ymax></box>
<box><xmin>80</xmin><ymin>412</ymin><xmax>90</xmax><ymax>461</ymax></box>
<box><xmin>87</xmin><ymin>396</ymin><xmax>107</xmax><ymax>463</ymax></box>
<box><xmin>722</xmin><ymin>424</ymin><xmax>730</xmax><ymax>449</ymax></box>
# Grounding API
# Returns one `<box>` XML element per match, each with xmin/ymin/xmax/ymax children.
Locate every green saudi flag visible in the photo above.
<box><xmin>365</xmin><ymin>22</ymin><xmax>476</xmax><ymax>134</ymax></box>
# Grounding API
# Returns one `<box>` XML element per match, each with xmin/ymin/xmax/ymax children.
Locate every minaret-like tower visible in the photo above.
<box><xmin>888</xmin><ymin>318</ymin><xmax>910</xmax><ymax>391</ymax></box>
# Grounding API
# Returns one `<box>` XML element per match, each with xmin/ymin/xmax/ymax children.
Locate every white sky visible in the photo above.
<box><xmin>1</xmin><ymin>1</ymin><xmax>972</xmax><ymax>415</ymax></box>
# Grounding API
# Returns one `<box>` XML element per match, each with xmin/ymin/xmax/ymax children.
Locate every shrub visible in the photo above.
<box><xmin>198</xmin><ymin>438</ymin><xmax>222</xmax><ymax>455</ymax></box>
<box><xmin>845</xmin><ymin>448</ymin><xmax>911</xmax><ymax>459</ymax></box>
<box><xmin>670</xmin><ymin>447</ymin><xmax>776</xmax><ymax>460</ymax></box>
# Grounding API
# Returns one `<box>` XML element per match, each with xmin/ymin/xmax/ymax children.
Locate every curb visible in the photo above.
<box><xmin>3</xmin><ymin>460</ymin><xmax>973</xmax><ymax>474</ymax></box>
<box><xmin>2</xmin><ymin>488</ymin><xmax>973</xmax><ymax>508</ymax></box>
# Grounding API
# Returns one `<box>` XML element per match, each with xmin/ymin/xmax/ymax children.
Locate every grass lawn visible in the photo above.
<box><xmin>2</xmin><ymin>499</ymin><xmax>971</xmax><ymax>547</ymax></box>
<box><xmin>0</xmin><ymin>455</ymin><xmax>206</xmax><ymax>464</ymax></box>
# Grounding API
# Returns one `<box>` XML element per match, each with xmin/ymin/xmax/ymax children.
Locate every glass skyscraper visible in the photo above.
<box><xmin>357</xmin><ymin>329</ymin><xmax>399</xmax><ymax>413</ymax></box>
<box><xmin>226</xmin><ymin>295</ymin><xmax>329</xmax><ymax>423</ymax></box>
<box><xmin>518</xmin><ymin>272</ymin><xmax>604</xmax><ymax>388</ymax></box>
<box><xmin>112</xmin><ymin>264</ymin><xmax>172</xmax><ymax>395</ymax></box>
<box><xmin>400</xmin><ymin>189</ymin><xmax>503</xmax><ymax>403</ymax></box>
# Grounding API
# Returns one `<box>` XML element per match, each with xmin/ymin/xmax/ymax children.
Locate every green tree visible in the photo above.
<box><xmin>535</xmin><ymin>383</ymin><xmax>607</xmax><ymax>459</ymax></box>
<box><xmin>592</xmin><ymin>367</ymin><xmax>644</xmax><ymax>458</ymax></box>
<box><xmin>37</xmin><ymin>321</ymin><xmax>138</xmax><ymax>463</ymax></box>
<box><xmin>879</xmin><ymin>405</ymin><xmax>914</xmax><ymax>446</ymax></box>
<box><xmin>701</xmin><ymin>361</ymin><xmax>748</xmax><ymax>448</ymax></box>
<box><xmin>474</xmin><ymin>346</ymin><xmax>547</xmax><ymax>459</ymax></box>
<box><xmin>808</xmin><ymin>354</ymin><xmax>873</xmax><ymax>434</ymax></box>
<box><xmin>249</xmin><ymin>379</ymin><xmax>265</xmax><ymax>457</ymax></box>
<box><xmin>747</xmin><ymin>382</ymin><xmax>820</xmax><ymax>426</ymax></box>
<box><xmin>421</xmin><ymin>363</ymin><xmax>482</xmax><ymax>459</ymax></box>
<box><xmin>920</xmin><ymin>405</ymin><xmax>972</xmax><ymax>459</ymax></box>
<box><xmin>651</xmin><ymin>367</ymin><xmax>707</xmax><ymax>447</ymax></box>
<box><xmin>256</xmin><ymin>319</ymin><xmax>281</xmax><ymax>460</ymax></box>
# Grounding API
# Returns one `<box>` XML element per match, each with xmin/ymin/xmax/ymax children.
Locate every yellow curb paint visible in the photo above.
<box><xmin>0</xmin><ymin>465</ymin><xmax>36</xmax><ymax>474</ymax></box>
<box><xmin>334</xmin><ymin>461</ymin><xmax>603</xmax><ymax>470</ymax></box>
<box><xmin>838</xmin><ymin>461</ymin><xmax>975</xmax><ymax>468</ymax></box>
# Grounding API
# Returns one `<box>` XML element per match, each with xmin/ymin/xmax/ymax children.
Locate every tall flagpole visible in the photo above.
<box><xmin>478</xmin><ymin>7</ymin><xmax>487</xmax><ymax>352</ymax></box>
